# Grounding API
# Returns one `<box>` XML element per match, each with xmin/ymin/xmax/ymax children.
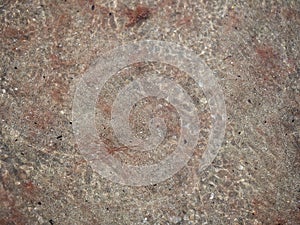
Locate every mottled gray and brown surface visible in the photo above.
<box><xmin>0</xmin><ymin>0</ymin><xmax>299</xmax><ymax>224</ymax></box>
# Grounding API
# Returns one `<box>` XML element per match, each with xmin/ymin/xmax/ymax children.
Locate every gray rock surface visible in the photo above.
<box><xmin>1</xmin><ymin>0</ymin><xmax>299</xmax><ymax>224</ymax></box>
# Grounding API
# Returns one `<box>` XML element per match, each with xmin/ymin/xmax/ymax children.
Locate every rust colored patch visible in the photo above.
<box><xmin>281</xmin><ymin>8</ymin><xmax>300</xmax><ymax>22</ymax></box>
<box><xmin>96</xmin><ymin>98</ymin><xmax>112</xmax><ymax>118</ymax></box>
<box><xmin>255</xmin><ymin>46</ymin><xmax>278</xmax><ymax>62</ymax></box>
<box><xmin>22</xmin><ymin>180</ymin><xmax>40</xmax><ymax>201</ymax></box>
<box><xmin>0</xmin><ymin>184</ymin><xmax>28</xmax><ymax>225</ymax></box>
<box><xmin>44</xmin><ymin>75</ymin><xmax>69</xmax><ymax>104</ymax></box>
<box><xmin>23</xmin><ymin>106</ymin><xmax>55</xmax><ymax>130</ymax></box>
<box><xmin>223</xmin><ymin>8</ymin><xmax>241</xmax><ymax>32</ymax></box>
<box><xmin>0</xmin><ymin>208</ymin><xmax>27</xmax><ymax>225</ymax></box>
<box><xmin>124</xmin><ymin>5</ymin><xmax>151</xmax><ymax>27</ymax></box>
<box><xmin>176</xmin><ymin>15</ymin><xmax>193</xmax><ymax>27</ymax></box>
<box><xmin>50</xmin><ymin>54</ymin><xmax>75</xmax><ymax>69</ymax></box>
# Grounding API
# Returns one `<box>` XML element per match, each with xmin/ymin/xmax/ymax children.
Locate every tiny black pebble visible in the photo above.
<box><xmin>56</xmin><ymin>135</ymin><xmax>63</xmax><ymax>139</ymax></box>
<box><xmin>91</xmin><ymin>5</ymin><xmax>95</xmax><ymax>10</ymax></box>
<box><xmin>37</xmin><ymin>201</ymin><xmax>42</xmax><ymax>205</ymax></box>
<box><xmin>49</xmin><ymin>219</ymin><xmax>54</xmax><ymax>225</ymax></box>
<box><xmin>109</xmin><ymin>12</ymin><xmax>112</xmax><ymax>16</ymax></box>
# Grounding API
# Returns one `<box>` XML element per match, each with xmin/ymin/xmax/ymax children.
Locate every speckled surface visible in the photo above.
<box><xmin>0</xmin><ymin>0</ymin><xmax>299</xmax><ymax>224</ymax></box>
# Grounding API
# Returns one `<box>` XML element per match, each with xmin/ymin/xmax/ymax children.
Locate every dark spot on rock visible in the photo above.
<box><xmin>56</xmin><ymin>135</ymin><xmax>62</xmax><ymax>140</ymax></box>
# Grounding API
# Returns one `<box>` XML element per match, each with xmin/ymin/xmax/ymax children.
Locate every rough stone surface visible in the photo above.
<box><xmin>0</xmin><ymin>0</ymin><xmax>299</xmax><ymax>224</ymax></box>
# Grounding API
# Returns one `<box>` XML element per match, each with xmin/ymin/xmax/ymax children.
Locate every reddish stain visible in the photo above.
<box><xmin>176</xmin><ymin>15</ymin><xmax>193</xmax><ymax>27</ymax></box>
<box><xmin>0</xmin><ymin>182</ymin><xmax>28</xmax><ymax>224</ymax></box>
<box><xmin>255</xmin><ymin>46</ymin><xmax>278</xmax><ymax>61</ymax></box>
<box><xmin>23</xmin><ymin>107</ymin><xmax>55</xmax><ymax>130</ymax></box>
<box><xmin>124</xmin><ymin>5</ymin><xmax>151</xmax><ymax>27</ymax></box>
<box><xmin>223</xmin><ymin>8</ymin><xmax>241</xmax><ymax>32</ymax></box>
<box><xmin>22</xmin><ymin>181</ymin><xmax>39</xmax><ymax>197</ymax></box>
<box><xmin>97</xmin><ymin>98</ymin><xmax>112</xmax><ymax>118</ymax></box>
<box><xmin>281</xmin><ymin>8</ymin><xmax>300</xmax><ymax>22</ymax></box>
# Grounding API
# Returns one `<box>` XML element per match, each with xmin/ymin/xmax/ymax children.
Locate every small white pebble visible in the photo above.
<box><xmin>169</xmin><ymin>216</ymin><xmax>182</xmax><ymax>223</ymax></box>
<box><xmin>209</xmin><ymin>193</ymin><xmax>214</xmax><ymax>200</ymax></box>
<box><xmin>200</xmin><ymin>98</ymin><xmax>207</xmax><ymax>104</ymax></box>
<box><xmin>2</xmin><ymin>89</ymin><xmax>6</xmax><ymax>93</ymax></box>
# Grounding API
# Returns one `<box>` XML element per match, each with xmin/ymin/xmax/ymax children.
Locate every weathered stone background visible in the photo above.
<box><xmin>0</xmin><ymin>0</ymin><xmax>299</xmax><ymax>224</ymax></box>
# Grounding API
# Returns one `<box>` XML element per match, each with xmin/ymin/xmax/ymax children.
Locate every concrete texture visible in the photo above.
<box><xmin>0</xmin><ymin>0</ymin><xmax>299</xmax><ymax>224</ymax></box>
